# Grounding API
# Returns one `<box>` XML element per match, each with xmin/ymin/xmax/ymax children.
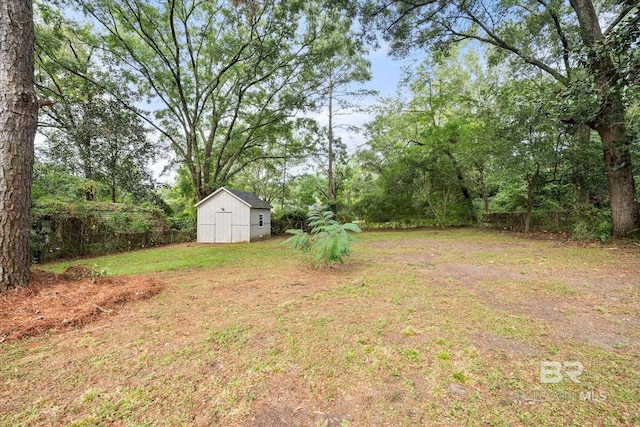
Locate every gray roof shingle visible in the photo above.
<box><xmin>225</xmin><ymin>188</ymin><xmax>271</xmax><ymax>209</ymax></box>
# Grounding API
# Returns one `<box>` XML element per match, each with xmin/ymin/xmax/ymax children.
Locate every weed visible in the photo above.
<box><xmin>452</xmin><ymin>371</ymin><xmax>468</xmax><ymax>383</ymax></box>
<box><xmin>401</xmin><ymin>326</ymin><xmax>420</xmax><ymax>337</ymax></box>
<box><xmin>402</xmin><ymin>349</ymin><xmax>420</xmax><ymax>362</ymax></box>
<box><xmin>90</xmin><ymin>264</ymin><xmax>108</xmax><ymax>281</ymax></box>
<box><xmin>437</xmin><ymin>351</ymin><xmax>450</xmax><ymax>361</ymax></box>
<box><xmin>207</xmin><ymin>325</ymin><xmax>251</xmax><ymax>349</ymax></box>
<box><xmin>344</xmin><ymin>350</ymin><xmax>356</xmax><ymax>362</ymax></box>
<box><xmin>376</xmin><ymin>318</ymin><xmax>389</xmax><ymax>335</ymax></box>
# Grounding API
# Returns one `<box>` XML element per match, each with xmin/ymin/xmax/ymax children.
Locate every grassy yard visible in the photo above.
<box><xmin>1</xmin><ymin>229</ymin><xmax>639</xmax><ymax>426</ymax></box>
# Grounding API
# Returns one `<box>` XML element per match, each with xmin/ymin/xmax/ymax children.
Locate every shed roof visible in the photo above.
<box><xmin>225</xmin><ymin>188</ymin><xmax>271</xmax><ymax>209</ymax></box>
<box><xmin>194</xmin><ymin>187</ymin><xmax>271</xmax><ymax>209</ymax></box>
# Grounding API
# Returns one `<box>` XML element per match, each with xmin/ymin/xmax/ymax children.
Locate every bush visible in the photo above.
<box><xmin>168</xmin><ymin>213</ymin><xmax>196</xmax><ymax>231</ymax></box>
<box><xmin>272</xmin><ymin>208</ymin><xmax>309</xmax><ymax>234</ymax></box>
<box><xmin>30</xmin><ymin>201</ymin><xmax>193</xmax><ymax>261</ymax></box>
<box><xmin>571</xmin><ymin>207</ymin><xmax>611</xmax><ymax>241</ymax></box>
<box><xmin>285</xmin><ymin>209</ymin><xmax>361</xmax><ymax>265</ymax></box>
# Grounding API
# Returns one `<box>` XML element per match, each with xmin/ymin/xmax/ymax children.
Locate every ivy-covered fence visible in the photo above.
<box><xmin>479</xmin><ymin>208</ymin><xmax>611</xmax><ymax>240</ymax></box>
<box><xmin>479</xmin><ymin>212</ymin><xmax>570</xmax><ymax>233</ymax></box>
<box><xmin>31</xmin><ymin>202</ymin><xmax>195</xmax><ymax>262</ymax></box>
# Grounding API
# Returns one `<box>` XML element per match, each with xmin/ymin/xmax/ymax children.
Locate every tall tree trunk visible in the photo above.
<box><xmin>111</xmin><ymin>174</ymin><xmax>117</xmax><ymax>203</ymax></box>
<box><xmin>327</xmin><ymin>78</ymin><xmax>336</xmax><ymax>210</ymax></box>
<box><xmin>572</xmin><ymin>125</ymin><xmax>592</xmax><ymax>205</ymax></box>
<box><xmin>570</xmin><ymin>0</ymin><xmax>640</xmax><ymax>237</ymax></box>
<box><xmin>596</xmin><ymin>122</ymin><xmax>639</xmax><ymax>238</ymax></box>
<box><xmin>444</xmin><ymin>146</ymin><xmax>470</xmax><ymax>200</ymax></box>
<box><xmin>80</xmin><ymin>133</ymin><xmax>95</xmax><ymax>200</ymax></box>
<box><xmin>0</xmin><ymin>0</ymin><xmax>38</xmax><ymax>290</ymax></box>
<box><xmin>590</xmin><ymin>61</ymin><xmax>640</xmax><ymax>238</ymax></box>
<box><xmin>82</xmin><ymin>136</ymin><xmax>95</xmax><ymax>201</ymax></box>
<box><xmin>281</xmin><ymin>139</ymin><xmax>288</xmax><ymax>210</ymax></box>
<box><xmin>590</xmin><ymin>59</ymin><xmax>639</xmax><ymax>237</ymax></box>
<box><xmin>476</xmin><ymin>164</ymin><xmax>489</xmax><ymax>215</ymax></box>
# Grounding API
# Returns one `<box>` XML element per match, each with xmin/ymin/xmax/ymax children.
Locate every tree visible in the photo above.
<box><xmin>0</xmin><ymin>0</ymin><xmax>39</xmax><ymax>289</ymax></box>
<box><xmin>362</xmin><ymin>0</ymin><xmax>640</xmax><ymax>237</ymax></box>
<box><xmin>308</xmin><ymin>12</ymin><xmax>373</xmax><ymax>208</ymax></box>
<box><xmin>287</xmin><ymin>173</ymin><xmax>324</xmax><ymax>208</ymax></box>
<box><xmin>37</xmin><ymin>92</ymin><xmax>157</xmax><ymax>202</ymax></box>
<box><xmin>34</xmin><ymin>2</ymin><xmax>155</xmax><ymax>201</ymax></box>
<box><xmin>307</xmin><ymin>130</ymin><xmax>351</xmax><ymax>206</ymax></box>
<box><xmin>491</xmin><ymin>78</ymin><xmax>571</xmax><ymax>232</ymax></box>
<box><xmin>230</xmin><ymin>161</ymin><xmax>281</xmax><ymax>204</ymax></box>
<box><xmin>358</xmin><ymin>50</ymin><xmax>499</xmax><ymax>225</ymax></box>
<box><xmin>72</xmin><ymin>0</ymin><xmax>359</xmax><ymax>201</ymax></box>
<box><xmin>91</xmin><ymin>100</ymin><xmax>156</xmax><ymax>203</ymax></box>
<box><xmin>229</xmin><ymin>120</ymin><xmax>317</xmax><ymax>207</ymax></box>
<box><xmin>32</xmin><ymin>161</ymin><xmax>86</xmax><ymax>203</ymax></box>
<box><xmin>35</xmin><ymin>2</ymin><xmax>99</xmax><ymax>191</ymax></box>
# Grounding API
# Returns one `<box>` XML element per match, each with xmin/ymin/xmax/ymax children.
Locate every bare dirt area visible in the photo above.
<box><xmin>0</xmin><ymin>267</ymin><xmax>163</xmax><ymax>342</ymax></box>
<box><xmin>380</xmin><ymin>235</ymin><xmax>640</xmax><ymax>352</ymax></box>
<box><xmin>1</xmin><ymin>230</ymin><xmax>639</xmax><ymax>426</ymax></box>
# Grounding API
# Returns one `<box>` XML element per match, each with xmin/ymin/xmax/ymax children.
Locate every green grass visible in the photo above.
<box><xmin>39</xmin><ymin>239</ymin><xmax>284</xmax><ymax>276</ymax></box>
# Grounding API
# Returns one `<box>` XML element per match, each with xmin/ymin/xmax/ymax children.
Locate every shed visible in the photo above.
<box><xmin>194</xmin><ymin>187</ymin><xmax>271</xmax><ymax>243</ymax></box>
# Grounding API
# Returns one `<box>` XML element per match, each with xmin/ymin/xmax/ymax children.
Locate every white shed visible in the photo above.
<box><xmin>194</xmin><ymin>187</ymin><xmax>271</xmax><ymax>243</ymax></box>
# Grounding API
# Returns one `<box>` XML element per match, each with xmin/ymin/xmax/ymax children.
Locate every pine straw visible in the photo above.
<box><xmin>0</xmin><ymin>267</ymin><xmax>163</xmax><ymax>342</ymax></box>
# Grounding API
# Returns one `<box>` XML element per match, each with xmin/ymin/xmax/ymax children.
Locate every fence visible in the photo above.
<box><xmin>478</xmin><ymin>211</ymin><xmax>572</xmax><ymax>233</ymax></box>
<box><xmin>32</xmin><ymin>223</ymin><xmax>195</xmax><ymax>262</ymax></box>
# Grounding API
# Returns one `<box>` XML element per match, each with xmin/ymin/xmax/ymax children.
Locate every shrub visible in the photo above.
<box><xmin>285</xmin><ymin>209</ymin><xmax>361</xmax><ymax>265</ymax></box>
<box><xmin>571</xmin><ymin>207</ymin><xmax>611</xmax><ymax>241</ymax></box>
<box><xmin>272</xmin><ymin>208</ymin><xmax>309</xmax><ymax>234</ymax></box>
<box><xmin>30</xmin><ymin>201</ymin><xmax>188</xmax><ymax>261</ymax></box>
<box><xmin>168</xmin><ymin>213</ymin><xmax>196</xmax><ymax>231</ymax></box>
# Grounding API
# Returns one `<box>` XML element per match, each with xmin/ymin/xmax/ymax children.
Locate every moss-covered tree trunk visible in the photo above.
<box><xmin>0</xmin><ymin>0</ymin><xmax>38</xmax><ymax>290</ymax></box>
<box><xmin>569</xmin><ymin>0</ymin><xmax>640</xmax><ymax>237</ymax></box>
<box><xmin>596</xmin><ymin>121</ymin><xmax>639</xmax><ymax>238</ymax></box>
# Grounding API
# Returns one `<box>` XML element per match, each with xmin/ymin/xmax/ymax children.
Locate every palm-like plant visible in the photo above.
<box><xmin>285</xmin><ymin>209</ymin><xmax>361</xmax><ymax>265</ymax></box>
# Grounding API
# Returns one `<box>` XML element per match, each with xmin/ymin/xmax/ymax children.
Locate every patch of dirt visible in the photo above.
<box><xmin>0</xmin><ymin>267</ymin><xmax>163</xmax><ymax>342</ymax></box>
<box><xmin>367</xmin><ymin>236</ymin><xmax>640</xmax><ymax>353</ymax></box>
<box><xmin>244</xmin><ymin>372</ymin><xmax>353</xmax><ymax>427</ymax></box>
<box><xmin>472</xmin><ymin>333</ymin><xmax>538</xmax><ymax>358</ymax></box>
<box><xmin>60</xmin><ymin>265</ymin><xmax>96</xmax><ymax>280</ymax></box>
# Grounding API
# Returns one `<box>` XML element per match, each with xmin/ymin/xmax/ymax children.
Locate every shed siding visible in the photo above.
<box><xmin>197</xmin><ymin>202</ymin><xmax>216</xmax><ymax>242</ymax></box>
<box><xmin>197</xmin><ymin>191</ymin><xmax>250</xmax><ymax>243</ymax></box>
<box><xmin>196</xmin><ymin>188</ymin><xmax>271</xmax><ymax>243</ymax></box>
<box><xmin>249</xmin><ymin>208</ymin><xmax>271</xmax><ymax>241</ymax></box>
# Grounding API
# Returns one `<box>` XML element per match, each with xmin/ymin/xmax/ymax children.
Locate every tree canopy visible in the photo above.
<box><xmin>62</xmin><ymin>0</ymin><xmax>370</xmax><ymax>202</ymax></box>
<box><xmin>360</xmin><ymin>0</ymin><xmax>640</xmax><ymax>237</ymax></box>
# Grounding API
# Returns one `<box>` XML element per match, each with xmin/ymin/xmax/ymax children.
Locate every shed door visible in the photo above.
<box><xmin>215</xmin><ymin>212</ymin><xmax>232</xmax><ymax>242</ymax></box>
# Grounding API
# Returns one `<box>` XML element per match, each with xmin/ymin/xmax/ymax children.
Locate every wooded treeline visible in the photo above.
<box><xmin>0</xmin><ymin>0</ymin><xmax>638</xmax><ymax>288</ymax></box>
